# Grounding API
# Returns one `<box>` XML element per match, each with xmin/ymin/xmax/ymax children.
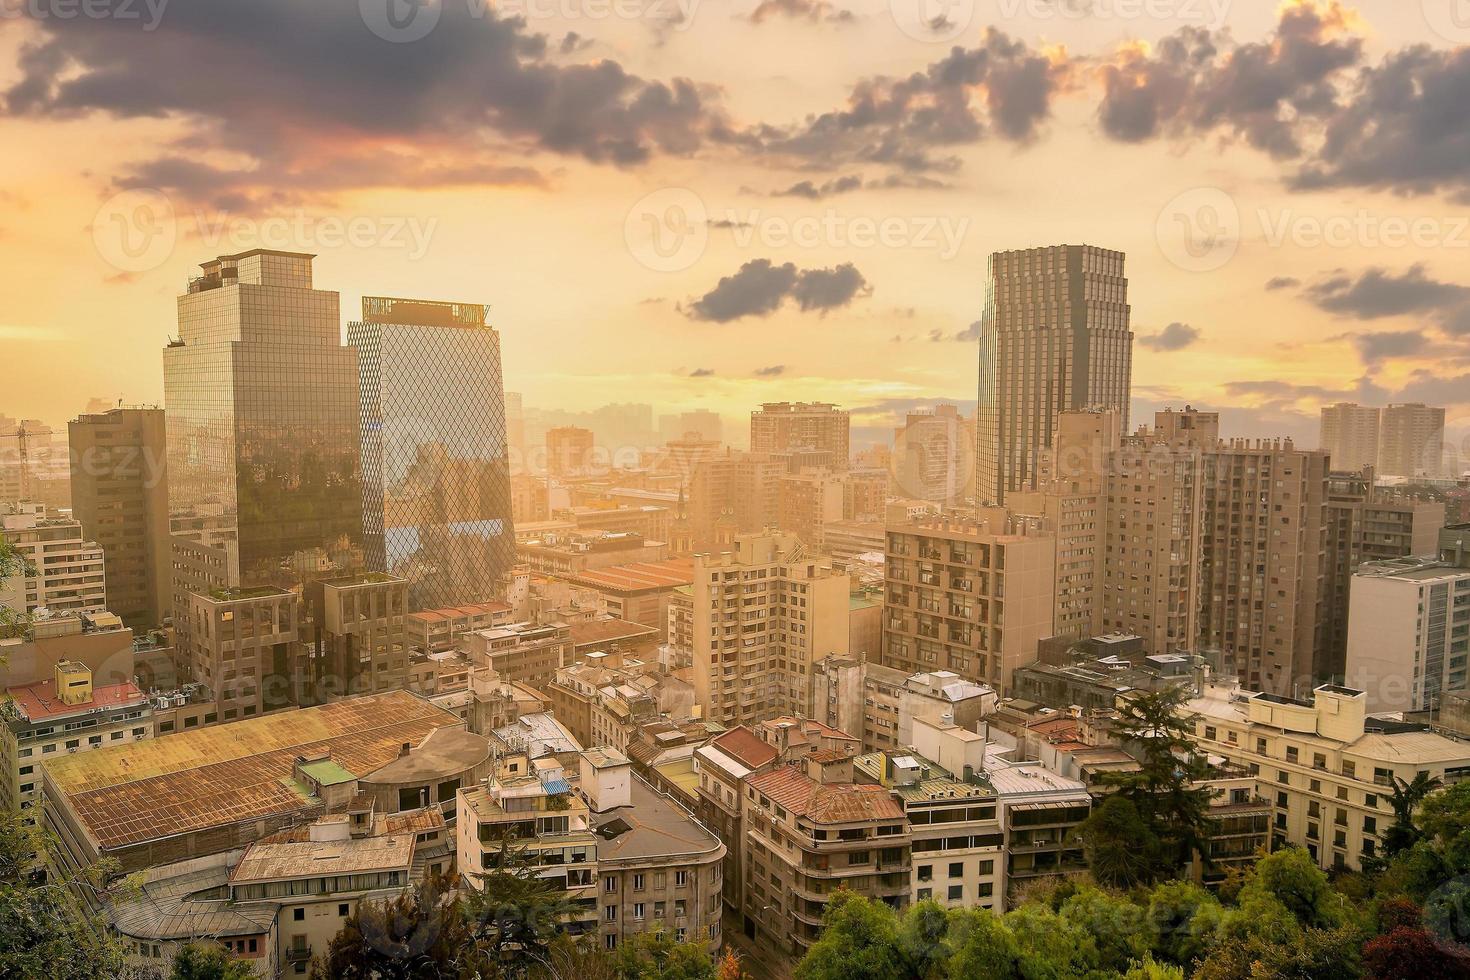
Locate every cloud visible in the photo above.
<box><xmin>773</xmin><ymin>175</ymin><xmax>864</xmax><ymax>199</ymax></box>
<box><xmin>1301</xmin><ymin>264</ymin><xmax>1470</xmax><ymax>332</ymax></box>
<box><xmin>754</xmin><ymin>365</ymin><xmax>786</xmax><ymax>377</ymax></box>
<box><xmin>1344</xmin><ymin>330</ymin><xmax>1429</xmax><ymax>364</ymax></box>
<box><xmin>689</xmin><ymin>368</ymin><xmax>716</xmax><ymax>377</ymax></box>
<box><xmin>682</xmin><ymin>259</ymin><xmax>870</xmax><ymax>322</ymax></box>
<box><xmin>757</xmin><ymin>29</ymin><xmax>1070</xmax><ymax>173</ymax></box>
<box><xmin>1138</xmin><ymin>321</ymin><xmax>1201</xmax><ymax>352</ymax></box>
<box><xmin>928</xmin><ymin>321</ymin><xmax>980</xmax><ymax>342</ymax></box>
<box><xmin>1265</xmin><ymin>276</ymin><xmax>1300</xmax><ymax>291</ymax></box>
<box><xmin>1</xmin><ymin>2</ymin><xmax>734</xmax><ymax>208</ymax></box>
<box><xmin>749</xmin><ymin>0</ymin><xmax>854</xmax><ymax>24</ymax></box>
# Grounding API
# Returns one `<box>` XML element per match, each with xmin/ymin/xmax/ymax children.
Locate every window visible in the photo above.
<box><xmin>338</xmin><ymin>904</ymin><xmax>349</xmax><ymax>916</ymax></box>
<box><xmin>947</xmin><ymin>885</ymin><xmax>963</xmax><ymax>901</ymax></box>
<box><xmin>1341</xmin><ymin>760</ymin><xmax>1356</xmax><ymax>779</ymax></box>
<box><xmin>293</xmin><ymin>908</ymin><xmax>305</xmax><ymax>921</ymax></box>
<box><xmin>605</xmin><ymin>935</ymin><xmax>617</xmax><ymax>951</ymax></box>
<box><xmin>978</xmin><ymin>860</ymin><xmax>993</xmax><ymax>875</ymax></box>
<box><xmin>917</xmin><ymin>888</ymin><xmax>932</xmax><ymax>901</ymax></box>
<box><xmin>675</xmin><ymin>870</ymin><xmax>688</xmax><ymax>887</ymax></box>
<box><xmin>675</xmin><ymin>899</ymin><xmax>687</xmax><ymax>917</ymax></box>
<box><xmin>979</xmin><ymin>883</ymin><xmax>993</xmax><ymax>897</ymax></box>
<box><xmin>917</xmin><ymin>864</ymin><xmax>933</xmax><ymax>882</ymax></box>
<box><xmin>604</xmin><ymin>876</ymin><xmax>618</xmax><ymax>893</ymax></box>
<box><xmin>1313</xmin><ymin>753</ymin><xmax>1327</xmax><ymax>770</ymax></box>
<box><xmin>605</xmin><ymin>905</ymin><xmax>617</xmax><ymax>922</ymax></box>
<box><xmin>633</xmin><ymin>873</ymin><xmax>645</xmax><ymax>890</ymax></box>
<box><xmin>948</xmin><ymin>862</ymin><xmax>964</xmax><ymax>878</ymax></box>
<box><xmin>1204</xmin><ymin>726</ymin><xmax>1217</xmax><ymax>741</ymax></box>
<box><xmin>633</xmin><ymin>903</ymin><xmax>645</xmax><ymax>920</ymax></box>
<box><xmin>1286</xmin><ymin>747</ymin><xmax>1299</xmax><ymax>764</ymax></box>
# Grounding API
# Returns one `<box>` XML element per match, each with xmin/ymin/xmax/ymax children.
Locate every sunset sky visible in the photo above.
<box><xmin>1</xmin><ymin>0</ymin><xmax>1467</xmax><ymax>459</ymax></box>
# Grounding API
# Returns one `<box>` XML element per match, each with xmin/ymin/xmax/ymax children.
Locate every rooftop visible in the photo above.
<box><xmin>746</xmin><ymin>764</ymin><xmax>905</xmax><ymax>823</ymax></box>
<box><xmin>360</xmin><ymin>727</ymin><xmax>491</xmax><ymax>784</ymax></box>
<box><xmin>230</xmin><ymin>832</ymin><xmax>415</xmax><ymax>883</ymax></box>
<box><xmin>561</xmin><ymin>558</ymin><xmax>695</xmax><ymax>594</ymax></box>
<box><xmin>707</xmin><ymin>726</ymin><xmax>779</xmax><ymax>771</ymax></box>
<box><xmin>4</xmin><ymin>678</ymin><xmax>147</xmax><ymax>723</ymax></box>
<box><xmin>569</xmin><ymin>618</ymin><xmax>659</xmax><ymax>649</ymax></box>
<box><xmin>407</xmin><ymin>601</ymin><xmax>511</xmax><ymax>625</ymax></box>
<box><xmin>591</xmin><ymin>773</ymin><xmax>722</xmax><ymax>864</ymax></box>
<box><xmin>45</xmin><ymin>691</ymin><xmax>460</xmax><ymax>852</ymax></box>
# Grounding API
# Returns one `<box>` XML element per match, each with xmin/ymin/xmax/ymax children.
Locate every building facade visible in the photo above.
<box><xmin>1319</xmin><ymin>403</ymin><xmax>1381</xmax><ymax>473</ymax></box>
<box><xmin>750</xmin><ymin>403</ymin><xmax>850</xmax><ymax>466</ymax></box>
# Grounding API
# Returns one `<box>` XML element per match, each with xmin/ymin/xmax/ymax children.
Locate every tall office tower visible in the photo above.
<box><xmin>975</xmin><ymin>244</ymin><xmax>1133</xmax><ymax>505</ymax></box>
<box><xmin>1379</xmin><ymin>402</ymin><xmax>1446</xmax><ymax>479</ymax></box>
<box><xmin>689</xmin><ymin>532</ymin><xmax>850</xmax><ymax>725</ymax></box>
<box><xmin>546</xmin><ymin>425</ymin><xmax>595</xmax><ymax>478</ymax></box>
<box><xmin>1098</xmin><ymin>410</ymin><xmax>1211</xmax><ymax>657</ymax></box>
<box><xmin>1009</xmin><ymin>409</ymin><xmax>1121</xmax><ymax>643</ymax></box>
<box><xmin>750</xmin><ymin>402</ymin><xmax>850</xmax><ymax>466</ymax></box>
<box><xmin>504</xmin><ymin>391</ymin><xmax>526</xmax><ymax>469</ymax></box>
<box><xmin>1199</xmin><ymin>438</ymin><xmax>1330</xmax><ymax>694</ymax></box>
<box><xmin>892</xmin><ymin>404</ymin><xmax>972</xmax><ymax>505</ymax></box>
<box><xmin>1323</xmin><ymin>472</ymin><xmax>1446</xmax><ymax>674</ymax></box>
<box><xmin>1319</xmin><ymin>403</ymin><xmax>1380</xmax><ymax>472</ymax></box>
<box><xmin>349</xmin><ymin>296</ymin><xmax>516</xmax><ymax>610</ymax></box>
<box><xmin>881</xmin><ymin>511</ymin><xmax>1056</xmax><ymax>693</ymax></box>
<box><xmin>67</xmin><ymin>407</ymin><xmax>171</xmax><ymax>631</ymax></box>
<box><xmin>163</xmin><ymin>250</ymin><xmax>364</xmax><ymax>707</ymax></box>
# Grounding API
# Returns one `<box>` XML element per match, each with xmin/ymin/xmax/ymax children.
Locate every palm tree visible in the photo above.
<box><xmin>1383</xmin><ymin>771</ymin><xmax>1443</xmax><ymax>856</ymax></box>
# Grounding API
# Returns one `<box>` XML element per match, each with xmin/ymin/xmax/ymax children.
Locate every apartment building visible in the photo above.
<box><xmin>405</xmin><ymin>600</ymin><xmax>513</xmax><ymax>655</ymax></box>
<box><xmin>67</xmin><ymin>407</ymin><xmax>171</xmax><ymax>630</ymax></box>
<box><xmin>1345</xmin><ymin>555</ymin><xmax>1470</xmax><ymax>712</ymax></box>
<box><xmin>1320</xmin><ymin>403</ymin><xmax>1381</xmax><ymax>473</ymax></box>
<box><xmin>1</xmin><ymin>503</ymin><xmax>106</xmax><ymax>615</ymax></box>
<box><xmin>741</xmin><ymin>753</ymin><xmax>910</xmax><ymax>957</ymax></box>
<box><xmin>689</xmin><ymin>533</ymin><xmax>851</xmax><ymax>726</ymax></box>
<box><xmin>547</xmin><ymin>426</ymin><xmax>596</xmax><ymax>478</ymax></box>
<box><xmin>750</xmin><ymin>402</ymin><xmax>850</xmax><ymax>466</ymax></box>
<box><xmin>1198</xmin><ymin>439</ymin><xmax>1330</xmax><ymax>693</ymax></box>
<box><xmin>0</xmin><ymin>661</ymin><xmax>150</xmax><ymax>822</ymax></box>
<box><xmin>693</xmin><ymin>726</ymin><xmax>781</xmax><ymax>911</ymax></box>
<box><xmin>300</xmin><ymin>573</ymin><xmax>410</xmax><ymax>704</ymax></box>
<box><xmin>810</xmin><ymin>656</ymin><xmax>996</xmax><ymax>753</ymax></box>
<box><xmin>1185</xmin><ymin>681</ymin><xmax>1470</xmax><ymax>872</ymax></box>
<box><xmin>180</xmin><ymin>585</ymin><xmax>299</xmax><ymax>720</ymax></box>
<box><xmin>463</xmin><ymin>621</ymin><xmax>573</xmax><ymax>690</ymax></box>
<box><xmin>778</xmin><ymin>471</ymin><xmax>845</xmax><ymax>550</ymax></box>
<box><xmin>882</xmin><ymin>513</ymin><xmax>1055</xmax><ymax>693</ymax></box>
<box><xmin>1378</xmin><ymin>402</ymin><xmax>1446</xmax><ymax>479</ymax></box>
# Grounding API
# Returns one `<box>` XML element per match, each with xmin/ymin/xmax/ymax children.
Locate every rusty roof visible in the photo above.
<box><xmin>569</xmin><ymin>618</ymin><xmax>659</xmax><ymax>648</ymax></box>
<box><xmin>45</xmin><ymin>691</ymin><xmax>460</xmax><ymax>853</ymax></box>
<box><xmin>747</xmin><ymin>765</ymin><xmax>904</xmax><ymax>824</ymax></box>
<box><xmin>561</xmin><ymin>559</ymin><xmax>695</xmax><ymax>594</ymax></box>
<box><xmin>710</xmin><ymin>726</ymin><xmax>779</xmax><ymax>770</ymax></box>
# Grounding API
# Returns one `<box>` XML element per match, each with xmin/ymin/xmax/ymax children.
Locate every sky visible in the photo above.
<box><xmin>1</xmin><ymin>0</ymin><xmax>1468</xmax><ymax>462</ymax></box>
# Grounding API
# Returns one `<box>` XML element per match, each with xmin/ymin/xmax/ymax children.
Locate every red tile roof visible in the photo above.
<box><xmin>6</xmin><ymin>679</ymin><xmax>147</xmax><ymax>722</ymax></box>
<box><xmin>561</xmin><ymin>559</ymin><xmax>695</xmax><ymax>594</ymax></box>
<box><xmin>711</xmin><ymin>726</ymin><xmax>779</xmax><ymax>770</ymax></box>
<box><xmin>747</xmin><ymin>765</ymin><xmax>904</xmax><ymax>823</ymax></box>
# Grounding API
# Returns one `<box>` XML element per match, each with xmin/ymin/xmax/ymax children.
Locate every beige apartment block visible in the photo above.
<box><xmin>1346</xmin><ymin>556</ymin><xmax>1470</xmax><ymax>712</ymax></box>
<box><xmin>1320</xmin><ymin>403</ymin><xmax>1381</xmax><ymax>473</ymax></box>
<box><xmin>778</xmin><ymin>471</ymin><xmax>845</xmax><ymax>549</ymax></box>
<box><xmin>750</xmin><ymin>402</ymin><xmax>850</xmax><ymax>466</ymax></box>
<box><xmin>810</xmin><ymin>656</ymin><xmax>996</xmax><ymax>753</ymax></box>
<box><xmin>1199</xmin><ymin>440</ymin><xmax>1330</xmax><ymax>693</ymax></box>
<box><xmin>689</xmin><ymin>533</ymin><xmax>851</xmax><ymax>726</ymax></box>
<box><xmin>463</xmin><ymin>621</ymin><xmax>573</xmax><ymax>691</ymax></box>
<box><xmin>882</xmin><ymin>513</ymin><xmax>1055</xmax><ymax>693</ymax></box>
<box><xmin>301</xmin><ymin>573</ymin><xmax>410</xmax><ymax>703</ymax></box>
<box><xmin>1379</xmin><ymin>402</ymin><xmax>1446</xmax><ymax>479</ymax></box>
<box><xmin>1185</xmin><ymin>681</ymin><xmax>1470</xmax><ymax>872</ymax></box>
<box><xmin>1</xmin><ymin>503</ymin><xmax>107</xmax><ymax>616</ymax></box>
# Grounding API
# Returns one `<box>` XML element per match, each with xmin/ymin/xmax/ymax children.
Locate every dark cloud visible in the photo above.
<box><xmin>682</xmin><ymin>259</ymin><xmax>870</xmax><ymax>322</ymax></box>
<box><xmin>758</xmin><ymin>29</ymin><xmax>1069</xmax><ymax>173</ymax></box>
<box><xmin>559</xmin><ymin>32</ymin><xmax>593</xmax><ymax>55</ymax></box>
<box><xmin>754</xmin><ymin>365</ymin><xmax>786</xmax><ymax>377</ymax></box>
<box><xmin>1138</xmin><ymin>321</ymin><xmax>1201</xmax><ymax>352</ymax></box>
<box><xmin>1265</xmin><ymin>276</ymin><xmax>1301</xmax><ymax>291</ymax></box>
<box><xmin>1</xmin><ymin>2</ymin><xmax>733</xmax><ymax>208</ymax></box>
<box><xmin>773</xmin><ymin>175</ymin><xmax>864</xmax><ymax>199</ymax></box>
<box><xmin>689</xmin><ymin>368</ymin><xmax>716</xmax><ymax>378</ymax></box>
<box><xmin>1221</xmin><ymin>376</ymin><xmax>1387</xmax><ymax>412</ymax></box>
<box><xmin>1346</xmin><ymin>330</ymin><xmax>1429</xmax><ymax>364</ymax></box>
<box><xmin>928</xmin><ymin>321</ymin><xmax>980</xmax><ymax>343</ymax></box>
<box><xmin>749</xmin><ymin>0</ymin><xmax>855</xmax><ymax>24</ymax></box>
<box><xmin>1292</xmin><ymin>46</ymin><xmax>1470</xmax><ymax>200</ymax></box>
<box><xmin>1301</xmin><ymin>265</ymin><xmax>1470</xmax><ymax>332</ymax></box>
<box><xmin>1097</xmin><ymin>3</ymin><xmax>1360</xmax><ymax>158</ymax></box>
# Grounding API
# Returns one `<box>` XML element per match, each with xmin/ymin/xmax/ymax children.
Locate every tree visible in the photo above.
<box><xmin>1384</xmin><ymin>772</ymin><xmax>1444</xmax><ymax>857</ymax></box>
<box><xmin>461</xmin><ymin>839</ymin><xmax>579</xmax><ymax>975</ymax></box>
<box><xmin>1072</xmin><ymin>795</ymin><xmax>1166</xmax><ymax>890</ymax></box>
<box><xmin>1088</xmin><ymin>686</ymin><xmax>1215</xmax><ymax>883</ymax></box>
<box><xmin>0</xmin><ymin>538</ymin><xmax>29</xmax><ymax>638</ymax></box>
<box><xmin>611</xmin><ymin>930</ymin><xmax>717</xmax><ymax>980</ymax></box>
<box><xmin>1363</xmin><ymin>927</ymin><xmax>1470</xmax><ymax>980</ymax></box>
<box><xmin>1238</xmin><ymin>846</ymin><xmax>1352</xmax><ymax>932</ymax></box>
<box><xmin>943</xmin><ymin>908</ymin><xmax>1021</xmax><ymax>980</ymax></box>
<box><xmin>0</xmin><ymin>812</ymin><xmax>129</xmax><ymax>980</ymax></box>
<box><xmin>309</xmin><ymin>870</ymin><xmax>489</xmax><ymax>979</ymax></box>
<box><xmin>169</xmin><ymin>941</ymin><xmax>257</xmax><ymax>980</ymax></box>
<box><xmin>793</xmin><ymin>889</ymin><xmax>907</xmax><ymax>980</ymax></box>
<box><xmin>715</xmin><ymin>948</ymin><xmax>749</xmax><ymax>980</ymax></box>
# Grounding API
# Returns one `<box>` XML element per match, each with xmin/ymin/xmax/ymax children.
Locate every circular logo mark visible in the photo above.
<box><xmin>1155</xmin><ymin>186</ymin><xmax>1240</xmax><ymax>273</ymax></box>
<box><xmin>1423</xmin><ymin>0</ymin><xmax>1470</xmax><ymax>44</ymax></box>
<box><xmin>360</xmin><ymin>0</ymin><xmax>441</xmax><ymax>43</ymax></box>
<box><xmin>624</xmin><ymin>187</ymin><xmax>708</xmax><ymax>273</ymax></box>
<box><xmin>891</xmin><ymin>0</ymin><xmax>975</xmax><ymax>43</ymax></box>
<box><xmin>92</xmin><ymin>188</ymin><xmax>177</xmax><ymax>274</ymax></box>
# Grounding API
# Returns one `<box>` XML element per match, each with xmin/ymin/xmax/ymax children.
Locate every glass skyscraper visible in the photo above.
<box><xmin>349</xmin><ymin>296</ymin><xmax>515</xmax><ymax>609</ymax></box>
<box><xmin>975</xmin><ymin>244</ymin><xmax>1133</xmax><ymax>505</ymax></box>
<box><xmin>163</xmin><ymin>250</ymin><xmax>365</xmax><ymax>710</ymax></box>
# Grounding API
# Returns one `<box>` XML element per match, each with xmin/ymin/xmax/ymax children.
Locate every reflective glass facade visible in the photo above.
<box><xmin>164</xmin><ymin>250</ymin><xmax>365</xmax><ymax>706</ymax></box>
<box><xmin>349</xmin><ymin>296</ymin><xmax>515</xmax><ymax>609</ymax></box>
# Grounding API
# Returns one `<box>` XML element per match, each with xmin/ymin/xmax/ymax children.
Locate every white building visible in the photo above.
<box><xmin>1</xmin><ymin>502</ymin><xmax>107</xmax><ymax>615</ymax></box>
<box><xmin>1346</xmin><ymin>556</ymin><xmax>1470</xmax><ymax>712</ymax></box>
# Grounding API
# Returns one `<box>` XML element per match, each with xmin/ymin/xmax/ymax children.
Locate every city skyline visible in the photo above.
<box><xmin>1</xmin><ymin>1</ymin><xmax>1468</xmax><ymax>463</ymax></box>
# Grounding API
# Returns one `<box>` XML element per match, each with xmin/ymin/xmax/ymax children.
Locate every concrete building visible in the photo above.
<box><xmin>1</xmin><ymin>661</ymin><xmax>150</xmax><ymax>823</ymax></box>
<box><xmin>551</xmin><ymin>558</ymin><xmax>694</xmax><ymax>636</ymax></box>
<box><xmin>518</xmin><ymin>531</ymin><xmax>668</xmax><ymax>576</ymax></box>
<box><xmin>688</xmin><ymin>533</ymin><xmax>851</xmax><ymax>726</ymax></box>
<box><xmin>547</xmin><ymin>425</ymin><xmax>596</xmax><ymax>478</ymax></box>
<box><xmin>1185</xmin><ymin>681</ymin><xmax>1470</xmax><ymax>872</ymax></box>
<box><xmin>301</xmin><ymin>573</ymin><xmax>410</xmax><ymax>704</ymax></box>
<box><xmin>750</xmin><ymin>402</ymin><xmax>850</xmax><ymax>467</ymax></box>
<box><xmin>741</xmin><ymin>753</ymin><xmax>910</xmax><ymax>957</ymax></box>
<box><xmin>778</xmin><ymin>471</ymin><xmax>845</xmax><ymax>550</ymax></box>
<box><xmin>693</xmin><ymin>726</ymin><xmax>780</xmax><ymax>912</ymax></box>
<box><xmin>882</xmin><ymin>512</ymin><xmax>1056</xmax><ymax>693</ymax></box>
<box><xmin>42</xmin><ymin>690</ymin><xmax>466</xmax><ymax>877</ymax></box>
<box><xmin>464</xmin><ymin>621</ymin><xmax>574</xmax><ymax>690</ymax></box>
<box><xmin>810</xmin><ymin>656</ymin><xmax>996</xmax><ymax>753</ymax></box>
<box><xmin>975</xmin><ymin>244</ymin><xmax>1133</xmax><ymax>505</ymax></box>
<box><xmin>0</xmin><ymin>608</ymin><xmax>135</xmax><ymax>688</ymax></box>
<box><xmin>1320</xmin><ymin>403</ymin><xmax>1381</xmax><ymax>473</ymax></box>
<box><xmin>1379</xmin><ymin>402</ymin><xmax>1446</xmax><ymax>479</ymax></box>
<box><xmin>405</xmin><ymin>600</ymin><xmax>512</xmax><ymax>655</ymax></box>
<box><xmin>1199</xmin><ymin>439</ymin><xmax>1330</xmax><ymax>693</ymax></box>
<box><xmin>1345</xmin><ymin>555</ymin><xmax>1470</xmax><ymax>712</ymax></box>
<box><xmin>67</xmin><ymin>407</ymin><xmax>171</xmax><ymax>630</ymax></box>
<box><xmin>1</xmin><ymin>502</ymin><xmax>106</xmax><ymax>616</ymax></box>
<box><xmin>892</xmin><ymin>404</ymin><xmax>972</xmax><ymax>505</ymax></box>
<box><xmin>179</xmin><ymin>585</ymin><xmax>300</xmax><ymax>721</ymax></box>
